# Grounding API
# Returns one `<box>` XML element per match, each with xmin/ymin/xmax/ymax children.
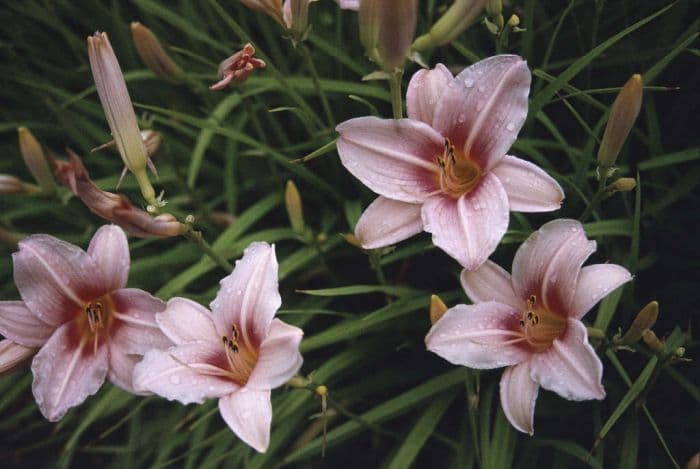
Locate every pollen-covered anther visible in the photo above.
<box><xmin>436</xmin><ymin>138</ymin><xmax>482</xmax><ymax>198</ymax></box>
<box><xmin>519</xmin><ymin>294</ymin><xmax>566</xmax><ymax>352</ymax></box>
<box><xmin>85</xmin><ymin>301</ymin><xmax>104</xmax><ymax>333</ymax></box>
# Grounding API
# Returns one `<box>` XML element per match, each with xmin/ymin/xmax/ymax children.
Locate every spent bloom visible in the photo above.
<box><xmin>134</xmin><ymin>242</ymin><xmax>303</xmax><ymax>452</ymax></box>
<box><xmin>425</xmin><ymin>219</ymin><xmax>632</xmax><ymax>434</ymax></box>
<box><xmin>210</xmin><ymin>44</ymin><xmax>266</xmax><ymax>90</ymax></box>
<box><xmin>88</xmin><ymin>32</ymin><xmax>158</xmax><ymax>206</ymax></box>
<box><xmin>337</xmin><ymin>56</ymin><xmax>564</xmax><ymax>269</ymax></box>
<box><xmin>0</xmin><ymin>226</ymin><xmax>171</xmax><ymax>421</ymax></box>
<box><xmin>51</xmin><ymin>151</ymin><xmax>185</xmax><ymax>238</ymax></box>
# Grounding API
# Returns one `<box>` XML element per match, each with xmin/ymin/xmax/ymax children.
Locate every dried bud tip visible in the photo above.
<box><xmin>430</xmin><ymin>294</ymin><xmax>448</xmax><ymax>324</ymax></box>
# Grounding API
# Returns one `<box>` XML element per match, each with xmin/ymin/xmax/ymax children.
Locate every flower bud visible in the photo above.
<box><xmin>342</xmin><ymin>233</ymin><xmax>362</xmax><ymax>248</ymax></box>
<box><xmin>283</xmin><ymin>0</ymin><xmax>318</xmax><ymax>42</ymax></box>
<box><xmin>641</xmin><ymin>329</ymin><xmax>664</xmax><ymax>354</ymax></box>
<box><xmin>240</xmin><ymin>0</ymin><xmax>287</xmax><ymax>27</ymax></box>
<box><xmin>430</xmin><ymin>294</ymin><xmax>448</xmax><ymax>324</ymax></box>
<box><xmin>619</xmin><ymin>301</ymin><xmax>658</xmax><ymax>346</ymax></box>
<box><xmin>0</xmin><ymin>175</ymin><xmax>39</xmax><ymax>194</ymax></box>
<box><xmin>130</xmin><ymin>22</ymin><xmax>185</xmax><ymax>84</ymax></box>
<box><xmin>360</xmin><ymin>0</ymin><xmax>417</xmax><ymax>72</ymax></box>
<box><xmin>485</xmin><ymin>0</ymin><xmax>504</xmax><ymax>32</ymax></box>
<box><xmin>507</xmin><ymin>14</ymin><xmax>520</xmax><ymax>28</ymax></box>
<box><xmin>210</xmin><ymin>44</ymin><xmax>266</xmax><ymax>90</ymax></box>
<box><xmin>285</xmin><ymin>180</ymin><xmax>306</xmax><ymax>235</ymax></box>
<box><xmin>17</xmin><ymin>127</ymin><xmax>56</xmax><ymax>194</ymax></box>
<box><xmin>412</xmin><ymin>0</ymin><xmax>487</xmax><ymax>51</ymax></box>
<box><xmin>606</xmin><ymin>177</ymin><xmax>637</xmax><ymax>196</ymax></box>
<box><xmin>87</xmin><ymin>32</ymin><xmax>157</xmax><ymax>206</ymax></box>
<box><xmin>0</xmin><ymin>340</ymin><xmax>37</xmax><ymax>376</ymax></box>
<box><xmin>597</xmin><ymin>74</ymin><xmax>643</xmax><ymax>170</ymax></box>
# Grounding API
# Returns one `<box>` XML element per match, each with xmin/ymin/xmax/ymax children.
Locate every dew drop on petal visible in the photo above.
<box><xmin>506</xmin><ymin>122</ymin><xmax>515</xmax><ymax>132</ymax></box>
<box><xmin>464</xmin><ymin>78</ymin><xmax>475</xmax><ymax>88</ymax></box>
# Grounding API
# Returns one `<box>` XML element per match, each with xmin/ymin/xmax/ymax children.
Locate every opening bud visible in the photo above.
<box><xmin>17</xmin><ymin>127</ymin><xmax>56</xmax><ymax>194</ymax></box>
<box><xmin>597</xmin><ymin>74</ymin><xmax>643</xmax><ymax>171</ymax></box>
<box><xmin>130</xmin><ymin>22</ymin><xmax>185</xmax><ymax>84</ymax></box>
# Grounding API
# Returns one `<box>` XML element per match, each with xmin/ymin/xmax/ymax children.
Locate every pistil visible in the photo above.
<box><xmin>437</xmin><ymin>138</ymin><xmax>482</xmax><ymax>198</ymax></box>
<box><xmin>519</xmin><ymin>295</ymin><xmax>567</xmax><ymax>352</ymax></box>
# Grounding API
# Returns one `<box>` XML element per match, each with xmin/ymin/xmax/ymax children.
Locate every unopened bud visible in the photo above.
<box><xmin>641</xmin><ymin>329</ymin><xmax>664</xmax><ymax>353</ymax></box>
<box><xmin>430</xmin><ymin>294</ymin><xmax>448</xmax><ymax>324</ymax></box>
<box><xmin>597</xmin><ymin>74</ymin><xmax>643</xmax><ymax>170</ymax></box>
<box><xmin>342</xmin><ymin>233</ymin><xmax>362</xmax><ymax>248</ymax></box>
<box><xmin>606</xmin><ymin>177</ymin><xmax>637</xmax><ymax>196</ymax></box>
<box><xmin>285</xmin><ymin>180</ymin><xmax>305</xmax><ymax>235</ymax></box>
<box><xmin>0</xmin><ymin>340</ymin><xmax>36</xmax><ymax>376</ymax></box>
<box><xmin>88</xmin><ymin>32</ymin><xmax>157</xmax><ymax>206</ymax></box>
<box><xmin>619</xmin><ymin>301</ymin><xmax>658</xmax><ymax>345</ymax></box>
<box><xmin>413</xmin><ymin>0</ymin><xmax>488</xmax><ymax>51</ymax></box>
<box><xmin>17</xmin><ymin>127</ymin><xmax>56</xmax><ymax>194</ymax></box>
<box><xmin>507</xmin><ymin>14</ymin><xmax>520</xmax><ymax>28</ymax></box>
<box><xmin>0</xmin><ymin>175</ymin><xmax>39</xmax><ymax>195</ymax></box>
<box><xmin>130</xmin><ymin>22</ymin><xmax>185</xmax><ymax>84</ymax></box>
<box><xmin>360</xmin><ymin>0</ymin><xmax>417</xmax><ymax>71</ymax></box>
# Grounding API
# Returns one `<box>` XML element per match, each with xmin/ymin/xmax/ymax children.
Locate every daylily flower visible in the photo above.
<box><xmin>0</xmin><ymin>225</ymin><xmax>171</xmax><ymax>421</ymax></box>
<box><xmin>337</xmin><ymin>56</ymin><xmax>564</xmax><ymax>269</ymax></box>
<box><xmin>133</xmin><ymin>242</ymin><xmax>303</xmax><ymax>453</ymax></box>
<box><xmin>425</xmin><ymin>219</ymin><xmax>632</xmax><ymax>434</ymax></box>
<box><xmin>210</xmin><ymin>44</ymin><xmax>266</xmax><ymax>90</ymax></box>
<box><xmin>51</xmin><ymin>150</ymin><xmax>185</xmax><ymax>238</ymax></box>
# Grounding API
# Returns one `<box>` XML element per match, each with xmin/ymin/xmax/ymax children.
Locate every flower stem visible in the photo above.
<box><xmin>300</xmin><ymin>43</ymin><xmax>334</xmax><ymax>129</ymax></box>
<box><xmin>183</xmin><ymin>227</ymin><xmax>233</xmax><ymax>272</ymax></box>
<box><xmin>388</xmin><ymin>70</ymin><xmax>404</xmax><ymax>120</ymax></box>
<box><xmin>578</xmin><ymin>176</ymin><xmax>607</xmax><ymax>222</ymax></box>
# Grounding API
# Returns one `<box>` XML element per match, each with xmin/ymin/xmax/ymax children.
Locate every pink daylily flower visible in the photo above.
<box><xmin>336</xmin><ymin>56</ymin><xmax>565</xmax><ymax>269</ymax></box>
<box><xmin>425</xmin><ymin>219</ymin><xmax>632</xmax><ymax>434</ymax></box>
<box><xmin>133</xmin><ymin>242</ymin><xmax>303</xmax><ymax>453</ymax></box>
<box><xmin>0</xmin><ymin>225</ymin><xmax>171</xmax><ymax>421</ymax></box>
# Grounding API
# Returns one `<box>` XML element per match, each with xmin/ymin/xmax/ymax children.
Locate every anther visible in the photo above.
<box><xmin>231</xmin><ymin>324</ymin><xmax>239</xmax><ymax>341</ymax></box>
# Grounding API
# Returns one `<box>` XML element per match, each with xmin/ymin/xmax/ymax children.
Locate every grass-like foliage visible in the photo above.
<box><xmin>0</xmin><ymin>1</ymin><xmax>698</xmax><ymax>467</ymax></box>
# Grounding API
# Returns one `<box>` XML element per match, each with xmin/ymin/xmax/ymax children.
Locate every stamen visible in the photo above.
<box><xmin>85</xmin><ymin>301</ymin><xmax>104</xmax><ymax>333</ymax></box>
<box><xmin>435</xmin><ymin>138</ymin><xmax>482</xmax><ymax>198</ymax></box>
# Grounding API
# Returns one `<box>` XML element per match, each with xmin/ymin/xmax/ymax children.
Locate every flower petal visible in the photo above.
<box><xmin>0</xmin><ymin>301</ymin><xmax>54</xmax><ymax>347</ymax></box>
<box><xmin>157</xmin><ymin>297</ymin><xmax>218</xmax><ymax>345</ymax></box>
<box><xmin>87</xmin><ymin>225</ymin><xmax>130</xmax><ymax>291</ymax></box>
<box><xmin>460</xmin><ymin>261</ymin><xmax>521</xmax><ymax>310</ymax></box>
<box><xmin>210</xmin><ymin>242</ymin><xmax>281</xmax><ymax>347</ymax></box>
<box><xmin>108</xmin><ymin>346</ymin><xmax>144</xmax><ymax>394</ymax></box>
<box><xmin>530</xmin><ymin>320</ymin><xmax>605</xmax><ymax>401</ymax></box>
<box><xmin>425</xmin><ymin>302</ymin><xmax>530</xmax><ymax>369</ymax></box>
<box><xmin>133</xmin><ymin>344</ymin><xmax>238</xmax><ymax>403</ymax></box>
<box><xmin>569</xmin><ymin>264</ymin><xmax>632</xmax><ymax>320</ymax></box>
<box><xmin>31</xmin><ymin>321</ymin><xmax>109</xmax><ymax>421</ymax></box>
<box><xmin>500</xmin><ymin>362</ymin><xmax>539</xmax><ymax>435</ymax></box>
<box><xmin>406</xmin><ymin>63</ymin><xmax>454</xmax><ymax>126</ymax></box>
<box><xmin>512</xmin><ymin>219</ymin><xmax>596</xmax><ymax>316</ymax></box>
<box><xmin>13</xmin><ymin>235</ymin><xmax>106</xmax><ymax>326</ymax></box>
<box><xmin>110</xmin><ymin>288</ymin><xmax>170</xmax><ymax>355</ymax></box>
<box><xmin>422</xmin><ymin>173</ymin><xmax>510</xmax><ymax>270</ymax></box>
<box><xmin>355</xmin><ymin>196</ymin><xmax>423</xmax><ymax>249</ymax></box>
<box><xmin>433</xmin><ymin>55</ymin><xmax>530</xmax><ymax>171</ymax></box>
<box><xmin>247</xmin><ymin>319</ymin><xmax>303</xmax><ymax>390</ymax></box>
<box><xmin>219</xmin><ymin>388</ymin><xmax>272</xmax><ymax>453</ymax></box>
<box><xmin>336</xmin><ymin>116</ymin><xmax>442</xmax><ymax>203</ymax></box>
<box><xmin>0</xmin><ymin>340</ymin><xmax>37</xmax><ymax>375</ymax></box>
<box><xmin>491</xmin><ymin>155</ymin><xmax>564</xmax><ymax>212</ymax></box>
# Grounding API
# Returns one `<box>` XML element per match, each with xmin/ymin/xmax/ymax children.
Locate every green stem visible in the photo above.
<box><xmin>388</xmin><ymin>71</ymin><xmax>404</xmax><ymax>119</ymax></box>
<box><xmin>183</xmin><ymin>227</ymin><xmax>233</xmax><ymax>272</ymax></box>
<box><xmin>300</xmin><ymin>43</ymin><xmax>334</xmax><ymax>128</ymax></box>
<box><xmin>578</xmin><ymin>174</ymin><xmax>607</xmax><ymax>222</ymax></box>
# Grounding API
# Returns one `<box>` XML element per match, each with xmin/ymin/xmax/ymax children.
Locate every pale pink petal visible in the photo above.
<box><xmin>336</xmin><ymin>117</ymin><xmax>442</xmax><ymax>203</ymax></box>
<box><xmin>512</xmin><ymin>219</ymin><xmax>596</xmax><ymax>315</ymax></box>
<box><xmin>355</xmin><ymin>197</ymin><xmax>423</xmax><ymax>249</ymax></box>
<box><xmin>210</xmin><ymin>242</ymin><xmax>280</xmax><ymax>347</ymax></box>
<box><xmin>433</xmin><ymin>55</ymin><xmax>530</xmax><ymax>171</ymax></box>
<box><xmin>0</xmin><ymin>301</ymin><xmax>54</xmax><ymax>347</ymax></box>
<box><xmin>422</xmin><ymin>174</ymin><xmax>510</xmax><ymax>270</ymax></box>
<box><xmin>133</xmin><ymin>344</ymin><xmax>238</xmax><ymax>403</ymax></box>
<box><xmin>219</xmin><ymin>388</ymin><xmax>272</xmax><ymax>453</ymax></box>
<box><xmin>425</xmin><ymin>302</ymin><xmax>530</xmax><ymax>369</ymax></box>
<box><xmin>31</xmin><ymin>321</ymin><xmax>109</xmax><ymax>421</ymax></box>
<box><xmin>13</xmin><ymin>235</ymin><xmax>106</xmax><ymax>326</ymax></box>
<box><xmin>500</xmin><ymin>362</ymin><xmax>539</xmax><ymax>435</ymax></box>
<box><xmin>0</xmin><ymin>340</ymin><xmax>37</xmax><ymax>375</ymax></box>
<box><xmin>569</xmin><ymin>264</ymin><xmax>632</xmax><ymax>320</ymax></box>
<box><xmin>491</xmin><ymin>155</ymin><xmax>564</xmax><ymax>212</ymax></box>
<box><xmin>156</xmin><ymin>297</ymin><xmax>217</xmax><ymax>345</ymax></box>
<box><xmin>460</xmin><ymin>261</ymin><xmax>522</xmax><ymax>310</ymax></box>
<box><xmin>108</xmin><ymin>346</ymin><xmax>145</xmax><ymax>394</ymax></box>
<box><xmin>530</xmin><ymin>320</ymin><xmax>605</xmax><ymax>401</ymax></box>
<box><xmin>406</xmin><ymin>63</ymin><xmax>454</xmax><ymax>126</ymax></box>
<box><xmin>110</xmin><ymin>288</ymin><xmax>170</xmax><ymax>355</ymax></box>
<box><xmin>247</xmin><ymin>319</ymin><xmax>303</xmax><ymax>390</ymax></box>
<box><xmin>87</xmin><ymin>225</ymin><xmax>130</xmax><ymax>291</ymax></box>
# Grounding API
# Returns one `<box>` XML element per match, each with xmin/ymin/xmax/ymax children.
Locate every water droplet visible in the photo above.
<box><xmin>506</xmin><ymin>122</ymin><xmax>515</xmax><ymax>132</ymax></box>
<box><xmin>464</xmin><ymin>78</ymin><xmax>475</xmax><ymax>88</ymax></box>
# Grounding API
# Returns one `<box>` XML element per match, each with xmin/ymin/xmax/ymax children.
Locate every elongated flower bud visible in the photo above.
<box><xmin>87</xmin><ymin>32</ymin><xmax>157</xmax><ymax>205</ymax></box>
<box><xmin>597</xmin><ymin>74</ymin><xmax>643</xmax><ymax>170</ymax></box>
<box><xmin>285</xmin><ymin>180</ymin><xmax>305</xmax><ymax>235</ymax></box>
<box><xmin>130</xmin><ymin>22</ymin><xmax>185</xmax><ymax>84</ymax></box>
<box><xmin>359</xmin><ymin>0</ymin><xmax>417</xmax><ymax>72</ymax></box>
<box><xmin>17</xmin><ymin>127</ymin><xmax>56</xmax><ymax>194</ymax></box>
<box><xmin>413</xmin><ymin>0</ymin><xmax>487</xmax><ymax>51</ymax></box>
<box><xmin>0</xmin><ymin>175</ymin><xmax>39</xmax><ymax>195</ymax></box>
<box><xmin>619</xmin><ymin>301</ymin><xmax>658</xmax><ymax>346</ymax></box>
